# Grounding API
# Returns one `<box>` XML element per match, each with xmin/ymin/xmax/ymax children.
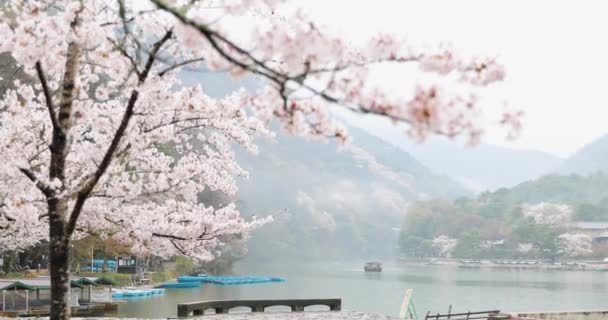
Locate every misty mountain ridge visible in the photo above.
<box><xmin>556</xmin><ymin>134</ymin><xmax>608</xmax><ymax>176</ymax></box>
<box><xmin>235</xmin><ymin>126</ymin><xmax>471</xmax><ymax>260</ymax></box>
<box><xmin>345</xmin><ymin>124</ymin><xmax>564</xmax><ymax>192</ymax></box>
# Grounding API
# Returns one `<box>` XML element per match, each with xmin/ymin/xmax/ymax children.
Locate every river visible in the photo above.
<box><xmin>113</xmin><ymin>260</ymin><xmax>608</xmax><ymax>318</ymax></box>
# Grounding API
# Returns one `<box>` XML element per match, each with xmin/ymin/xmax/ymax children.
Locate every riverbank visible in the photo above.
<box><xmin>398</xmin><ymin>258</ymin><xmax>608</xmax><ymax>272</ymax></box>
<box><xmin>512</xmin><ymin>310</ymin><xmax>608</xmax><ymax>320</ymax></box>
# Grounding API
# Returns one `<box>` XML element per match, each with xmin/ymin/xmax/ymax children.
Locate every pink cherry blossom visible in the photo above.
<box><xmin>0</xmin><ymin>1</ymin><xmax>514</xmax><ymax>318</ymax></box>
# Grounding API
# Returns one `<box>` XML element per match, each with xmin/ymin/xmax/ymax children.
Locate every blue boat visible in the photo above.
<box><xmin>111</xmin><ymin>288</ymin><xmax>165</xmax><ymax>298</ymax></box>
<box><xmin>158</xmin><ymin>281</ymin><xmax>201</xmax><ymax>288</ymax></box>
<box><xmin>176</xmin><ymin>275</ymin><xmax>285</xmax><ymax>286</ymax></box>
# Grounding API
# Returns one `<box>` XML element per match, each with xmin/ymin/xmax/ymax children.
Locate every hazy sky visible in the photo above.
<box><xmin>301</xmin><ymin>0</ymin><xmax>608</xmax><ymax>158</ymax></box>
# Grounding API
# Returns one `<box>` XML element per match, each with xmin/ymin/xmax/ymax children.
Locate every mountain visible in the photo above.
<box><xmin>557</xmin><ymin>134</ymin><xmax>608</xmax><ymax>175</ymax></box>
<box><xmin>393</xmin><ymin>138</ymin><xmax>563</xmax><ymax>192</ymax></box>
<box><xmin>236</xmin><ymin>126</ymin><xmax>471</xmax><ymax>260</ymax></box>
<box><xmin>480</xmin><ymin>173</ymin><xmax>608</xmax><ymax>207</ymax></box>
<box><xmin>341</xmin><ymin>120</ymin><xmax>563</xmax><ymax>192</ymax></box>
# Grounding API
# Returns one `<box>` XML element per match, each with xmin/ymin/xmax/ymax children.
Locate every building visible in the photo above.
<box><xmin>568</xmin><ymin>221</ymin><xmax>608</xmax><ymax>244</ymax></box>
<box><xmin>568</xmin><ymin>221</ymin><xmax>608</xmax><ymax>236</ymax></box>
<box><xmin>116</xmin><ymin>256</ymin><xmax>138</xmax><ymax>274</ymax></box>
<box><xmin>0</xmin><ymin>276</ymin><xmax>117</xmax><ymax>316</ymax></box>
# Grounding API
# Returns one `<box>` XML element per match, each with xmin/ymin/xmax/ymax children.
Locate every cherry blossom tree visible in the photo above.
<box><xmin>517</xmin><ymin>242</ymin><xmax>534</xmax><ymax>255</ymax></box>
<box><xmin>0</xmin><ymin>0</ymin><xmax>513</xmax><ymax>319</ymax></box>
<box><xmin>522</xmin><ymin>202</ymin><xmax>573</xmax><ymax>225</ymax></box>
<box><xmin>432</xmin><ymin>235</ymin><xmax>458</xmax><ymax>258</ymax></box>
<box><xmin>556</xmin><ymin>233</ymin><xmax>593</xmax><ymax>258</ymax></box>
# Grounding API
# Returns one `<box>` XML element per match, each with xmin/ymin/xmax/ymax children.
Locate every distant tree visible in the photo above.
<box><xmin>432</xmin><ymin>235</ymin><xmax>458</xmax><ymax>258</ymax></box>
<box><xmin>452</xmin><ymin>230</ymin><xmax>481</xmax><ymax>259</ymax></box>
<box><xmin>70</xmin><ymin>236</ymin><xmax>131</xmax><ymax>271</ymax></box>
<box><xmin>556</xmin><ymin>233</ymin><xmax>593</xmax><ymax>258</ymax></box>
<box><xmin>573</xmin><ymin>203</ymin><xmax>608</xmax><ymax>221</ymax></box>
<box><xmin>517</xmin><ymin>242</ymin><xmax>534</xmax><ymax>256</ymax></box>
<box><xmin>399</xmin><ymin>234</ymin><xmax>435</xmax><ymax>257</ymax></box>
<box><xmin>522</xmin><ymin>202</ymin><xmax>573</xmax><ymax>225</ymax></box>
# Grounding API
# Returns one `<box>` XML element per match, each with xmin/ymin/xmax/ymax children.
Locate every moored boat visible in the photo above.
<box><xmin>158</xmin><ymin>281</ymin><xmax>201</xmax><ymax>288</ymax></box>
<box><xmin>111</xmin><ymin>287</ymin><xmax>164</xmax><ymax>298</ymax></box>
<box><xmin>364</xmin><ymin>261</ymin><xmax>382</xmax><ymax>272</ymax></box>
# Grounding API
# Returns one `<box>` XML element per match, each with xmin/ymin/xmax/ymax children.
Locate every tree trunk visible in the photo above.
<box><xmin>48</xmin><ymin>203</ymin><xmax>71</xmax><ymax>320</ymax></box>
<box><xmin>2</xmin><ymin>251</ymin><xmax>16</xmax><ymax>274</ymax></box>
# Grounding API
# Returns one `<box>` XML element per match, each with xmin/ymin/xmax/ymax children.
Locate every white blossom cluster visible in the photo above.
<box><xmin>432</xmin><ymin>235</ymin><xmax>458</xmax><ymax>258</ymax></box>
<box><xmin>522</xmin><ymin>202</ymin><xmax>573</xmax><ymax>226</ymax></box>
<box><xmin>556</xmin><ymin>233</ymin><xmax>593</xmax><ymax>258</ymax></box>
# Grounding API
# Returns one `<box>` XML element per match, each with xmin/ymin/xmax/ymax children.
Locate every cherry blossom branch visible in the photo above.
<box><xmin>158</xmin><ymin>57</ymin><xmax>206</xmax><ymax>77</ymax></box>
<box><xmin>34</xmin><ymin>62</ymin><xmax>59</xmax><ymax>130</ymax></box>
<box><xmin>152</xmin><ymin>232</ymin><xmax>220</xmax><ymax>242</ymax></box>
<box><xmin>152</xmin><ymin>1</ymin><xmax>511</xmax><ymax>142</ymax></box>
<box><xmin>108</xmin><ymin>37</ymin><xmax>142</xmax><ymax>78</ymax></box>
<box><xmin>140</xmin><ymin>30</ymin><xmax>174</xmax><ymax>81</ymax></box>
<box><xmin>66</xmin><ymin>30</ymin><xmax>174</xmax><ymax>236</ymax></box>
<box><xmin>149</xmin><ymin>1</ymin><xmax>428</xmax><ymax>135</ymax></box>
<box><xmin>170</xmin><ymin>239</ymin><xmax>188</xmax><ymax>255</ymax></box>
<box><xmin>151</xmin><ymin>0</ymin><xmax>281</xmax><ymax>81</ymax></box>
<box><xmin>142</xmin><ymin>116</ymin><xmax>214</xmax><ymax>133</ymax></box>
<box><xmin>18</xmin><ymin>167</ymin><xmax>53</xmax><ymax>197</ymax></box>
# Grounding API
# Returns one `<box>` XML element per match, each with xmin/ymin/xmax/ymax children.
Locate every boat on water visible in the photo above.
<box><xmin>158</xmin><ymin>281</ymin><xmax>200</xmax><ymax>288</ymax></box>
<box><xmin>177</xmin><ymin>275</ymin><xmax>285</xmax><ymax>285</ymax></box>
<box><xmin>111</xmin><ymin>287</ymin><xmax>164</xmax><ymax>298</ymax></box>
<box><xmin>364</xmin><ymin>261</ymin><xmax>382</xmax><ymax>272</ymax></box>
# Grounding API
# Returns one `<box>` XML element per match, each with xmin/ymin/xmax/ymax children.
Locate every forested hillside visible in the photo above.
<box><xmin>399</xmin><ymin>172</ymin><xmax>608</xmax><ymax>260</ymax></box>
<box><xmin>481</xmin><ymin>173</ymin><xmax>608</xmax><ymax>219</ymax></box>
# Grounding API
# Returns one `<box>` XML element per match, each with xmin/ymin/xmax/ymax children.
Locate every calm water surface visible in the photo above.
<box><xmin>113</xmin><ymin>261</ymin><xmax>608</xmax><ymax>318</ymax></box>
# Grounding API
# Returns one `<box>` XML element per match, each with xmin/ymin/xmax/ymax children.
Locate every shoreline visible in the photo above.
<box><xmin>397</xmin><ymin>257</ymin><xmax>608</xmax><ymax>272</ymax></box>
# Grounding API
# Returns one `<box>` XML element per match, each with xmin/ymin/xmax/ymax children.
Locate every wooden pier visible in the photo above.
<box><xmin>424</xmin><ymin>308</ymin><xmax>505</xmax><ymax>320</ymax></box>
<box><xmin>177</xmin><ymin>298</ymin><xmax>342</xmax><ymax>317</ymax></box>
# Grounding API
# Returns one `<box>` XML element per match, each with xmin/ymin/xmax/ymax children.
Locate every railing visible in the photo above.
<box><xmin>177</xmin><ymin>298</ymin><xmax>342</xmax><ymax>317</ymax></box>
<box><xmin>424</xmin><ymin>310</ymin><xmax>503</xmax><ymax>320</ymax></box>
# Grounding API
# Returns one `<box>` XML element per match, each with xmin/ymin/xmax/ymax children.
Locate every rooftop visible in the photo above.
<box><xmin>0</xmin><ymin>276</ymin><xmax>115</xmax><ymax>291</ymax></box>
<box><xmin>571</xmin><ymin>221</ymin><xmax>608</xmax><ymax>230</ymax></box>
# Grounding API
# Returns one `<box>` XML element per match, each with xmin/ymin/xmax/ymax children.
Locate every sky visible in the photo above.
<box><xmin>299</xmin><ymin>0</ymin><xmax>608</xmax><ymax>158</ymax></box>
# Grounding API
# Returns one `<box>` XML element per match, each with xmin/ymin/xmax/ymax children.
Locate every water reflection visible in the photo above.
<box><xmin>113</xmin><ymin>261</ymin><xmax>608</xmax><ymax>318</ymax></box>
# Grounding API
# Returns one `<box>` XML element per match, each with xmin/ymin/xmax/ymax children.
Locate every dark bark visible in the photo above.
<box><xmin>46</xmin><ymin>37</ymin><xmax>81</xmax><ymax>320</ymax></box>
<box><xmin>48</xmin><ymin>229</ymin><xmax>71</xmax><ymax>320</ymax></box>
<box><xmin>1</xmin><ymin>251</ymin><xmax>16</xmax><ymax>274</ymax></box>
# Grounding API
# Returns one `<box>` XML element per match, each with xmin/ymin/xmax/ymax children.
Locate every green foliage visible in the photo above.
<box><xmin>481</xmin><ymin>173</ymin><xmax>608</xmax><ymax>206</ymax></box>
<box><xmin>398</xmin><ymin>174</ymin><xmax>608</xmax><ymax>259</ymax></box>
<box><xmin>69</xmin><ymin>236</ymin><xmax>130</xmax><ymax>271</ymax></box>
<box><xmin>150</xmin><ymin>271</ymin><xmax>173</xmax><ymax>283</ymax></box>
<box><xmin>399</xmin><ymin>234</ymin><xmax>435</xmax><ymax>257</ymax></box>
<box><xmin>573</xmin><ymin>201</ymin><xmax>608</xmax><ymax>221</ymax></box>
<box><xmin>74</xmin><ymin>272</ymin><xmax>133</xmax><ymax>286</ymax></box>
<box><xmin>175</xmin><ymin>256</ymin><xmax>194</xmax><ymax>275</ymax></box>
<box><xmin>101</xmin><ymin>272</ymin><xmax>133</xmax><ymax>286</ymax></box>
<box><xmin>452</xmin><ymin>231</ymin><xmax>482</xmax><ymax>259</ymax></box>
